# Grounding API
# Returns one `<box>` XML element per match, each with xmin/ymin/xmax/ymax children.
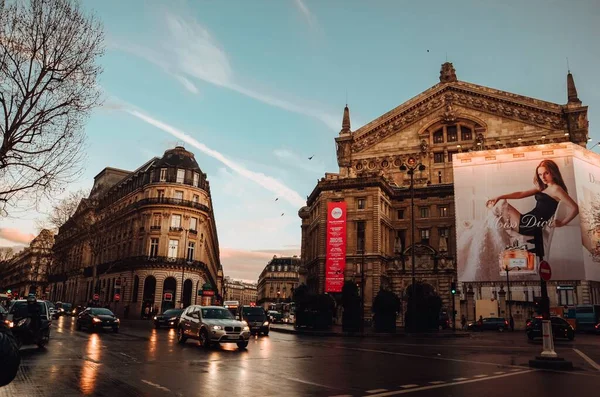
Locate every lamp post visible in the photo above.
<box><xmin>399</xmin><ymin>157</ymin><xmax>426</xmax><ymax>332</ymax></box>
<box><xmin>180</xmin><ymin>228</ymin><xmax>190</xmax><ymax>308</ymax></box>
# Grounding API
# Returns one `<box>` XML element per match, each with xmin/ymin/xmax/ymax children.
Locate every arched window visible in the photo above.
<box><xmin>433</xmin><ymin>129</ymin><xmax>444</xmax><ymax>144</ymax></box>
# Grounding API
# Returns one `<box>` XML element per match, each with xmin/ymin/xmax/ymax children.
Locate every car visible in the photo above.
<box><xmin>177</xmin><ymin>305</ymin><xmax>250</xmax><ymax>349</ymax></box>
<box><xmin>240</xmin><ymin>306</ymin><xmax>270</xmax><ymax>335</ymax></box>
<box><xmin>77</xmin><ymin>307</ymin><xmax>120</xmax><ymax>333</ymax></box>
<box><xmin>526</xmin><ymin>316</ymin><xmax>574</xmax><ymax>341</ymax></box>
<box><xmin>5</xmin><ymin>299</ymin><xmax>52</xmax><ymax>346</ymax></box>
<box><xmin>267</xmin><ymin>310</ymin><xmax>283</xmax><ymax>324</ymax></box>
<box><xmin>72</xmin><ymin>305</ymin><xmax>86</xmax><ymax>317</ymax></box>
<box><xmin>56</xmin><ymin>303</ymin><xmax>73</xmax><ymax>317</ymax></box>
<box><xmin>468</xmin><ymin>317</ymin><xmax>509</xmax><ymax>332</ymax></box>
<box><xmin>154</xmin><ymin>308</ymin><xmax>184</xmax><ymax>328</ymax></box>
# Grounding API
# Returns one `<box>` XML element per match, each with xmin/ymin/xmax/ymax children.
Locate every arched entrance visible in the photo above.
<box><xmin>183</xmin><ymin>279</ymin><xmax>193</xmax><ymax>308</ymax></box>
<box><xmin>161</xmin><ymin>277</ymin><xmax>177</xmax><ymax>312</ymax></box>
<box><xmin>141</xmin><ymin>275</ymin><xmax>156</xmax><ymax>318</ymax></box>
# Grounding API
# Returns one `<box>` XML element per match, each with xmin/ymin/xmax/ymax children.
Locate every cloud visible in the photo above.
<box><xmin>123</xmin><ymin>107</ymin><xmax>306</xmax><ymax>208</ymax></box>
<box><xmin>220</xmin><ymin>247</ymin><xmax>301</xmax><ymax>281</ymax></box>
<box><xmin>273</xmin><ymin>148</ymin><xmax>326</xmax><ymax>173</ymax></box>
<box><xmin>293</xmin><ymin>0</ymin><xmax>317</xmax><ymax>29</ymax></box>
<box><xmin>0</xmin><ymin>228</ymin><xmax>35</xmax><ymax>245</ymax></box>
<box><xmin>111</xmin><ymin>11</ymin><xmax>338</xmax><ymax>129</ymax></box>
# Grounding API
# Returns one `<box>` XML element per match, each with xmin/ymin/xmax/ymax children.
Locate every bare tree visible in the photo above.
<box><xmin>0</xmin><ymin>0</ymin><xmax>104</xmax><ymax>215</ymax></box>
<box><xmin>36</xmin><ymin>188</ymin><xmax>89</xmax><ymax>232</ymax></box>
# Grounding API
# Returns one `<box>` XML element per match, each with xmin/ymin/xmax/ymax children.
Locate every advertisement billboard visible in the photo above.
<box><xmin>453</xmin><ymin>143</ymin><xmax>588</xmax><ymax>283</ymax></box>
<box><xmin>325</xmin><ymin>201</ymin><xmax>347</xmax><ymax>292</ymax></box>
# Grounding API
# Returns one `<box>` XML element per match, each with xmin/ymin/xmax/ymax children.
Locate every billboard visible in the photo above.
<box><xmin>325</xmin><ymin>201</ymin><xmax>347</xmax><ymax>292</ymax></box>
<box><xmin>453</xmin><ymin>143</ymin><xmax>599</xmax><ymax>283</ymax></box>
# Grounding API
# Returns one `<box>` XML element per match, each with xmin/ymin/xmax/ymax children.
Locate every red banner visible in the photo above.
<box><xmin>325</xmin><ymin>202</ymin><xmax>347</xmax><ymax>292</ymax></box>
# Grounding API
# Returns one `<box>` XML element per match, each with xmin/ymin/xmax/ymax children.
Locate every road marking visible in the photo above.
<box><xmin>573</xmin><ymin>348</ymin><xmax>600</xmax><ymax>371</ymax></box>
<box><xmin>329</xmin><ymin>395</ymin><xmax>353</xmax><ymax>397</ymax></box>
<box><xmin>428</xmin><ymin>381</ymin><xmax>445</xmax><ymax>385</ymax></box>
<box><xmin>283</xmin><ymin>377</ymin><xmax>335</xmax><ymax>389</ymax></box>
<box><xmin>367</xmin><ymin>389</ymin><xmax>388</xmax><ymax>393</ymax></box>
<box><xmin>141</xmin><ymin>379</ymin><xmax>171</xmax><ymax>392</ymax></box>
<box><xmin>453</xmin><ymin>378</ymin><xmax>468</xmax><ymax>381</ymax></box>
<box><xmin>493</xmin><ymin>371</ymin><xmax>505</xmax><ymax>375</ymax></box>
<box><xmin>362</xmin><ymin>370</ymin><xmax>536</xmax><ymax>396</ymax></box>
<box><xmin>399</xmin><ymin>384</ymin><xmax>418</xmax><ymax>389</ymax></box>
<box><xmin>472</xmin><ymin>374</ymin><xmax>488</xmax><ymax>378</ymax></box>
<box><xmin>508</xmin><ymin>368</ymin><xmax>521</xmax><ymax>372</ymax></box>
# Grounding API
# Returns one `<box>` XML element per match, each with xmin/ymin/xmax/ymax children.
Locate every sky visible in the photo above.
<box><xmin>1</xmin><ymin>0</ymin><xmax>599</xmax><ymax>282</ymax></box>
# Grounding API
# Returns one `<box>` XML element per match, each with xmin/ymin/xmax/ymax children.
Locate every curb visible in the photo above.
<box><xmin>270</xmin><ymin>326</ymin><xmax>470</xmax><ymax>338</ymax></box>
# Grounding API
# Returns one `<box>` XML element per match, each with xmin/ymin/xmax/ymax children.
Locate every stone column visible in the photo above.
<box><xmin>498</xmin><ymin>287</ymin><xmax>506</xmax><ymax>318</ymax></box>
<box><xmin>466</xmin><ymin>285</ymin><xmax>475</xmax><ymax>322</ymax></box>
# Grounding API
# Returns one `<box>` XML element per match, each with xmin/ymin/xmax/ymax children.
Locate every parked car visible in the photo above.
<box><xmin>526</xmin><ymin>316</ymin><xmax>574</xmax><ymax>341</ymax></box>
<box><xmin>154</xmin><ymin>308</ymin><xmax>184</xmax><ymax>328</ymax></box>
<box><xmin>468</xmin><ymin>317</ymin><xmax>508</xmax><ymax>332</ymax></box>
<box><xmin>177</xmin><ymin>305</ymin><xmax>250</xmax><ymax>349</ymax></box>
<box><xmin>77</xmin><ymin>307</ymin><xmax>120</xmax><ymax>333</ymax></box>
<box><xmin>240</xmin><ymin>306</ymin><xmax>269</xmax><ymax>335</ymax></box>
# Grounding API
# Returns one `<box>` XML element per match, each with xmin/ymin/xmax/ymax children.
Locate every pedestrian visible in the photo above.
<box><xmin>478</xmin><ymin>315</ymin><xmax>483</xmax><ymax>326</ymax></box>
<box><xmin>144</xmin><ymin>305</ymin><xmax>150</xmax><ymax>319</ymax></box>
<box><xmin>510</xmin><ymin>315</ymin><xmax>515</xmax><ymax>332</ymax></box>
<box><xmin>461</xmin><ymin>315</ymin><xmax>467</xmax><ymax>330</ymax></box>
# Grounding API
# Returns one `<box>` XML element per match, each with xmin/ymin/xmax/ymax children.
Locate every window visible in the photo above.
<box><xmin>433</xmin><ymin>129</ymin><xmax>444</xmax><ymax>143</ymax></box>
<box><xmin>152</xmin><ymin>214</ymin><xmax>161</xmax><ymax>228</ymax></box>
<box><xmin>192</xmin><ymin>194</ymin><xmax>199</xmax><ymax>203</ymax></box>
<box><xmin>439</xmin><ymin>227</ymin><xmax>450</xmax><ymax>238</ymax></box>
<box><xmin>357</xmin><ymin>221</ymin><xmax>366</xmax><ymax>252</ymax></box>
<box><xmin>171</xmin><ymin>215</ymin><xmax>181</xmax><ymax>228</ymax></box>
<box><xmin>157</xmin><ymin>189</ymin><xmax>165</xmax><ymax>199</ymax></box>
<box><xmin>149</xmin><ymin>238</ymin><xmax>159</xmax><ymax>257</ymax></box>
<box><xmin>395</xmin><ymin>230</ymin><xmax>406</xmax><ymax>253</ymax></box>
<box><xmin>438</xmin><ymin>171</ymin><xmax>442</xmax><ymax>184</ymax></box>
<box><xmin>439</xmin><ymin>206</ymin><xmax>449</xmax><ymax>217</ymax></box>
<box><xmin>190</xmin><ymin>217</ymin><xmax>198</xmax><ymax>231</ymax></box>
<box><xmin>160</xmin><ymin>168</ymin><xmax>167</xmax><ymax>182</ymax></box>
<box><xmin>193</xmin><ymin>172</ymin><xmax>199</xmax><ymax>187</ymax></box>
<box><xmin>434</xmin><ymin>152</ymin><xmax>444</xmax><ymax>163</ymax></box>
<box><xmin>186</xmin><ymin>242</ymin><xmax>195</xmax><ymax>262</ymax></box>
<box><xmin>420</xmin><ymin>207</ymin><xmax>430</xmax><ymax>218</ymax></box>
<box><xmin>174</xmin><ymin>190</ymin><xmax>184</xmax><ymax>203</ymax></box>
<box><xmin>176</xmin><ymin>169</ymin><xmax>185</xmax><ymax>183</ymax></box>
<box><xmin>397</xmin><ymin>209</ymin><xmax>404</xmax><ymax>219</ymax></box>
<box><xmin>168</xmin><ymin>239</ymin><xmax>179</xmax><ymax>259</ymax></box>
<box><xmin>447</xmin><ymin>126</ymin><xmax>458</xmax><ymax>142</ymax></box>
<box><xmin>461</xmin><ymin>126</ymin><xmax>473</xmax><ymax>140</ymax></box>
<box><xmin>420</xmin><ymin>229</ymin><xmax>430</xmax><ymax>244</ymax></box>
<box><xmin>558</xmin><ymin>289</ymin><xmax>575</xmax><ymax>306</ymax></box>
<box><xmin>357</xmin><ymin>198</ymin><xmax>366</xmax><ymax>210</ymax></box>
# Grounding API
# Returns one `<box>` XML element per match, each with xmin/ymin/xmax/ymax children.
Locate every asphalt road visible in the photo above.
<box><xmin>1</xmin><ymin>316</ymin><xmax>599</xmax><ymax>396</ymax></box>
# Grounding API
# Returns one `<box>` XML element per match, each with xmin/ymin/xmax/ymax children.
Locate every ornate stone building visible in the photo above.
<box><xmin>299</xmin><ymin>63</ymin><xmax>589</xmax><ymax>322</ymax></box>
<box><xmin>0</xmin><ymin>230</ymin><xmax>54</xmax><ymax>299</ymax></box>
<box><xmin>48</xmin><ymin>147</ymin><xmax>223</xmax><ymax>318</ymax></box>
<box><xmin>257</xmin><ymin>256</ymin><xmax>301</xmax><ymax>309</ymax></box>
<box><xmin>223</xmin><ymin>276</ymin><xmax>258</xmax><ymax>306</ymax></box>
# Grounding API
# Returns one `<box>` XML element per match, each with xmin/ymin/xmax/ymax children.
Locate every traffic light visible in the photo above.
<box><xmin>6</xmin><ymin>289</ymin><xmax>11</xmax><ymax>295</ymax></box>
<box><xmin>450</xmin><ymin>282</ymin><xmax>457</xmax><ymax>295</ymax></box>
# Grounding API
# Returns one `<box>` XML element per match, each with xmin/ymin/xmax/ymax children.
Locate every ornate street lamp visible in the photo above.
<box><xmin>399</xmin><ymin>157</ymin><xmax>426</xmax><ymax>332</ymax></box>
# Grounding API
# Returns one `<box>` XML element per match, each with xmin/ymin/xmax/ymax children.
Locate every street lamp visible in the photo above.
<box><xmin>399</xmin><ymin>157</ymin><xmax>426</xmax><ymax>332</ymax></box>
<box><xmin>180</xmin><ymin>228</ymin><xmax>190</xmax><ymax>308</ymax></box>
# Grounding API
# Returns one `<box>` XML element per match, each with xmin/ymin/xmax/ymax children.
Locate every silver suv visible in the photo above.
<box><xmin>177</xmin><ymin>305</ymin><xmax>251</xmax><ymax>349</ymax></box>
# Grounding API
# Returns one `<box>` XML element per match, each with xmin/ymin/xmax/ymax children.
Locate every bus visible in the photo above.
<box><xmin>223</xmin><ymin>301</ymin><xmax>240</xmax><ymax>317</ymax></box>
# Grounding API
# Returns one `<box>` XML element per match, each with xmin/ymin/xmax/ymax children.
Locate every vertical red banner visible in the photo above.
<box><xmin>325</xmin><ymin>202</ymin><xmax>347</xmax><ymax>293</ymax></box>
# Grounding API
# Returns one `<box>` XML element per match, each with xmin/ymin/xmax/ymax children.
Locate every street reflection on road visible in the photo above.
<box><xmin>147</xmin><ymin>329</ymin><xmax>158</xmax><ymax>360</ymax></box>
<box><xmin>80</xmin><ymin>333</ymin><xmax>101</xmax><ymax>395</ymax></box>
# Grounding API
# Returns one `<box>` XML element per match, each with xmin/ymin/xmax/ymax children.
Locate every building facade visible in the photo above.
<box><xmin>257</xmin><ymin>256</ymin><xmax>301</xmax><ymax>309</ymax></box>
<box><xmin>48</xmin><ymin>146</ymin><xmax>223</xmax><ymax>318</ymax></box>
<box><xmin>0</xmin><ymin>230</ymin><xmax>54</xmax><ymax>299</ymax></box>
<box><xmin>223</xmin><ymin>276</ymin><xmax>258</xmax><ymax>306</ymax></box>
<box><xmin>299</xmin><ymin>63</ymin><xmax>590</xmax><ymax>323</ymax></box>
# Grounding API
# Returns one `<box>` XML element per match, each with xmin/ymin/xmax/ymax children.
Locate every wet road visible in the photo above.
<box><xmin>1</xmin><ymin>316</ymin><xmax>600</xmax><ymax>396</ymax></box>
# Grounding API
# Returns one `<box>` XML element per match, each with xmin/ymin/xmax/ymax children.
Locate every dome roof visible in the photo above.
<box><xmin>154</xmin><ymin>146</ymin><xmax>203</xmax><ymax>173</ymax></box>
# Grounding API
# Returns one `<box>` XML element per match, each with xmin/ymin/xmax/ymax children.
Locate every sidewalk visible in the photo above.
<box><xmin>270</xmin><ymin>324</ymin><xmax>470</xmax><ymax>338</ymax></box>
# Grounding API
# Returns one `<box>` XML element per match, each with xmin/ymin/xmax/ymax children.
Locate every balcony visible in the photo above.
<box><xmin>169</xmin><ymin>226</ymin><xmax>183</xmax><ymax>232</ymax></box>
<box><xmin>138</xmin><ymin>197</ymin><xmax>211</xmax><ymax>213</ymax></box>
<box><xmin>150</xmin><ymin>225</ymin><xmax>161</xmax><ymax>230</ymax></box>
<box><xmin>189</xmin><ymin>229</ymin><xmax>198</xmax><ymax>235</ymax></box>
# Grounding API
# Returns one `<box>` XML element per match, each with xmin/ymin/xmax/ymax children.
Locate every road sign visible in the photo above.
<box><xmin>114</xmin><ymin>293</ymin><xmax>120</xmax><ymax>302</ymax></box>
<box><xmin>164</xmin><ymin>292</ymin><xmax>173</xmax><ymax>301</ymax></box>
<box><xmin>539</xmin><ymin>260</ymin><xmax>552</xmax><ymax>281</ymax></box>
<box><xmin>93</xmin><ymin>293</ymin><xmax>99</xmax><ymax>301</ymax></box>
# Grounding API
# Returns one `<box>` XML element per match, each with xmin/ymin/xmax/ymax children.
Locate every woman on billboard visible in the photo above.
<box><xmin>486</xmin><ymin>159</ymin><xmax>579</xmax><ymax>256</ymax></box>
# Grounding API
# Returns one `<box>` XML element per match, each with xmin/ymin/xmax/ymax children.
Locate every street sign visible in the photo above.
<box><xmin>93</xmin><ymin>294</ymin><xmax>99</xmax><ymax>301</ymax></box>
<box><xmin>539</xmin><ymin>260</ymin><xmax>552</xmax><ymax>281</ymax></box>
<box><xmin>202</xmin><ymin>290</ymin><xmax>215</xmax><ymax>296</ymax></box>
<box><xmin>164</xmin><ymin>292</ymin><xmax>173</xmax><ymax>301</ymax></box>
<box><xmin>114</xmin><ymin>293</ymin><xmax>120</xmax><ymax>302</ymax></box>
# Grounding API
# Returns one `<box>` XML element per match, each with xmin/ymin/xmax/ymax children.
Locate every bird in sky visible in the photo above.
<box><xmin>275</xmin><ymin>197</ymin><xmax>279</xmax><ymax>201</ymax></box>
<box><xmin>281</xmin><ymin>213</ymin><xmax>284</xmax><ymax>216</ymax></box>
<box><xmin>308</xmin><ymin>155</ymin><xmax>314</xmax><ymax>160</ymax></box>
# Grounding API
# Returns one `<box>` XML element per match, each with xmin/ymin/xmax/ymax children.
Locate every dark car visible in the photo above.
<box><xmin>240</xmin><ymin>306</ymin><xmax>269</xmax><ymax>336</ymax></box>
<box><xmin>526</xmin><ymin>316</ymin><xmax>574</xmax><ymax>341</ymax></box>
<box><xmin>468</xmin><ymin>317</ymin><xmax>508</xmax><ymax>332</ymax></box>
<box><xmin>77</xmin><ymin>308</ymin><xmax>119</xmax><ymax>333</ymax></box>
<box><xmin>72</xmin><ymin>305</ymin><xmax>86</xmax><ymax>317</ymax></box>
<box><xmin>154</xmin><ymin>309</ymin><xmax>184</xmax><ymax>328</ymax></box>
<box><xmin>267</xmin><ymin>311</ymin><xmax>283</xmax><ymax>324</ymax></box>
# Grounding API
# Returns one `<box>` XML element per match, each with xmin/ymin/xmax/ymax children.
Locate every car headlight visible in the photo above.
<box><xmin>169</xmin><ymin>317</ymin><xmax>177</xmax><ymax>321</ymax></box>
<box><xmin>5</xmin><ymin>320</ymin><xmax>14</xmax><ymax>328</ymax></box>
<box><xmin>153</xmin><ymin>316</ymin><xmax>157</xmax><ymax>320</ymax></box>
<box><xmin>72</xmin><ymin>309</ymin><xmax>76</xmax><ymax>314</ymax></box>
<box><xmin>115</xmin><ymin>318</ymin><xmax>120</xmax><ymax>323</ymax></box>
<box><xmin>243</xmin><ymin>326</ymin><xmax>250</xmax><ymax>332</ymax></box>
<box><xmin>92</xmin><ymin>317</ymin><xmax>102</xmax><ymax>323</ymax></box>
<box><xmin>263</xmin><ymin>321</ymin><xmax>269</xmax><ymax>326</ymax></box>
<box><xmin>58</xmin><ymin>308</ymin><xmax>64</xmax><ymax>312</ymax></box>
<box><xmin>212</xmin><ymin>325</ymin><xmax>222</xmax><ymax>330</ymax></box>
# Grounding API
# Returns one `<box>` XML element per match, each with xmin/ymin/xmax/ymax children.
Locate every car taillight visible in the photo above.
<box><xmin>505</xmin><ymin>320</ymin><xmax>509</xmax><ymax>326</ymax></box>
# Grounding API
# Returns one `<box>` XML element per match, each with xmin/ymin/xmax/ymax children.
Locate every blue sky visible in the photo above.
<box><xmin>1</xmin><ymin>0</ymin><xmax>599</xmax><ymax>281</ymax></box>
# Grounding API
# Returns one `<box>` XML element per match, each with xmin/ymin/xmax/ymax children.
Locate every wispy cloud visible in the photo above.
<box><xmin>293</xmin><ymin>0</ymin><xmax>317</xmax><ymax>29</ymax></box>
<box><xmin>111</xmin><ymin>11</ymin><xmax>337</xmax><ymax>129</ymax></box>
<box><xmin>0</xmin><ymin>228</ymin><xmax>35</xmax><ymax>245</ymax></box>
<box><xmin>122</xmin><ymin>106</ymin><xmax>306</xmax><ymax>208</ymax></box>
